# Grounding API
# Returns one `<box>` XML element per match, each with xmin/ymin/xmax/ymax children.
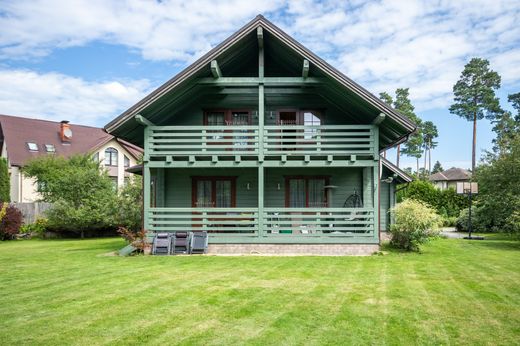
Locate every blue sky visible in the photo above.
<box><xmin>0</xmin><ymin>0</ymin><xmax>519</xmax><ymax>170</ymax></box>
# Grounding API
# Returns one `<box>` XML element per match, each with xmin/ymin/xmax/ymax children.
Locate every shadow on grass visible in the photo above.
<box><xmin>472</xmin><ymin>239</ymin><xmax>520</xmax><ymax>252</ymax></box>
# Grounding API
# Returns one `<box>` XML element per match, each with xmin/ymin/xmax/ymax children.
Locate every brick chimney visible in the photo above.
<box><xmin>60</xmin><ymin>120</ymin><xmax>72</xmax><ymax>142</ymax></box>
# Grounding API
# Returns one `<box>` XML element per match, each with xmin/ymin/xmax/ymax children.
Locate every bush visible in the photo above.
<box><xmin>0</xmin><ymin>203</ymin><xmax>23</xmax><ymax>240</ymax></box>
<box><xmin>117</xmin><ymin>227</ymin><xmax>147</xmax><ymax>252</ymax></box>
<box><xmin>442</xmin><ymin>216</ymin><xmax>458</xmax><ymax>227</ymax></box>
<box><xmin>116</xmin><ymin>176</ymin><xmax>142</xmax><ymax>232</ymax></box>
<box><xmin>20</xmin><ymin>218</ymin><xmax>48</xmax><ymax>237</ymax></box>
<box><xmin>389</xmin><ymin>199</ymin><xmax>441</xmax><ymax>252</ymax></box>
<box><xmin>455</xmin><ymin>207</ymin><xmax>487</xmax><ymax>232</ymax></box>
<box><xmin>0</xmin><ymin>158</ymin><xmax>10</xmax><ymax>203</ymax></box>
<box><xmin>397</xmin><ymin>180</ymin><xmax>468</xmax><ymax>218</ymax></box>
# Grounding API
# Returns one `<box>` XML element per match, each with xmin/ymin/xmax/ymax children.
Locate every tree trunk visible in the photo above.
<box><xmin>416</xmin><ymin>157</ymin><xmax>419</xmax><ymax>176</ymax></box>
<box><xmin>472</xmin><ymin>112</ymin><xmax>477</xmax><ymax>172</ymax></box>
<box><xmin>428</xmin><ymin>140</ymin><xmax>432</xmax><ymax>175</ymax></box>
<box><xmin>396</xmin><ymin>144</ymin><xmax>400</xmax><ymax>167</ymax></box>
<box><xmin>423</xmin><ymin>147</ymin><xmax>427</xmax><ymax>177</ymax></box>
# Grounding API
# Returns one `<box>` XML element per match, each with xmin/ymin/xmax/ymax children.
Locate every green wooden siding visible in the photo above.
<box><xmin>380</xmin><ymin>182</ymin><xmax>390</xmax><ymax>231</ymax></box>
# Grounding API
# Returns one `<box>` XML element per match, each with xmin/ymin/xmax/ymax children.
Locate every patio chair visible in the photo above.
<box><xmin>172</xmin><ymin>232</ymin><xmax>190</xmax><ymax>254</ymax></box>
<box><xmin>152</xmin><ymin>233</ymin><xmax>171</xmax><ymax>255</ymax></box>
<box><xmin>190</xmin><ymin>231</ymin><xmax>208</xmax><ymax>254</ymax></box>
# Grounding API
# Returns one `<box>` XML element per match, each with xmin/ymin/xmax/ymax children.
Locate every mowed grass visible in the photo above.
<box><xmin>0</xmin><ymin>237</ymin><xmax>519</xmax><ymax>345</ymax></box>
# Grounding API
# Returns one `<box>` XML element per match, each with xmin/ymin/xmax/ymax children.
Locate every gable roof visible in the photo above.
<box><xmin>429</xmin><ymin>167</ymin><xmax>471</xmax><ymax>182</ymax></box>
<box><xmin>381</xmin><ymin>156</ymin><xmax>413</xmax><ymax>183</ymax></box>
<box><xmin>0</xmin><ymin>114</ymin><xmax>142</xmax><ymax>167</ymax></box>
<box><xmin>105</xmin><ymin>15</ymin><xmax>416</xmax><ymax>149</ymax></box>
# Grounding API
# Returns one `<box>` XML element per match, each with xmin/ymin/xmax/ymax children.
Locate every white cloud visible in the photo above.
<box><xmin>0</xmin><ymin>69</ymin><xmax>150</xmax><ymax>125</ymax></box>
<box><xmin>0</xmin><ymin>0</ymin><xmax>283</xmax><ymax>62</ymax></box>
<box><xmin>0</xmin><ymin>0</ymin><xmax>518</xmax><ymax>120</ymax></box>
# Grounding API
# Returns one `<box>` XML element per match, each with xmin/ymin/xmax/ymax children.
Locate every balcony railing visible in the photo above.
<box><xmin>263</xmin><ymin>125</ymin><xmax>375</xmax><ymax>156</ymax></box>
<box><xmin>146</xmin><ymin>125</ymin><xmax>375</xmax><ymax>159</ymax></box>
<box><xmin>147</xmin><ymin>207</ymin><xmax>374</xmax><ymax>238</ymax></box>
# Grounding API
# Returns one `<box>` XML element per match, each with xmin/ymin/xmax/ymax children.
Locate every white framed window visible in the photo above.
<box><xmin>45</xmin><ymin>144</ymin><xmax>55</xmax><ymax>153</ymax></box>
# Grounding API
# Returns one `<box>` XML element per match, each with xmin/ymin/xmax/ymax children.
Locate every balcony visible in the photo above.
<box><xmin>146</xmin><ymin>124</ymin><xmax>376</xmax><ymax>161</ymax></box>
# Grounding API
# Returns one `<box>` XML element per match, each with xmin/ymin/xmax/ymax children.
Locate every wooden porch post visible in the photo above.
<box><xmin>257</xmin><ymin>26</ymin><xmax>265</xmax><ymax>238</ymax></box>
<box><xmin>373</xmin><ymin>126</ymin><xmax>380</xmax><ymax>242</ymax></box>
<box><xmin>143</xmin><ymin>126</ymin><xmax>151</xmax><ymax>232</ymax></box>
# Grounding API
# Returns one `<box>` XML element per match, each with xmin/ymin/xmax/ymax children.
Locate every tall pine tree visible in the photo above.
<box><xmin>450</xmin><ymin>58</ymin><xmax>501</xmax><ymax>172</ymax></box>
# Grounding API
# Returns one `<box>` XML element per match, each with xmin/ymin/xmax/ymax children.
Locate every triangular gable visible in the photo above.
<box><xmin>105</xmin><ymin>15</ymin><xmax>416</xmax><ymax>148</ymax></box>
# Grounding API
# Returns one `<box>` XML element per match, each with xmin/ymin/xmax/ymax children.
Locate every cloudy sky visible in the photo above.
<box><xmin>1</xmin><ymin>0</ymin><xmax>519</xmax><ymax>170</ymax></box>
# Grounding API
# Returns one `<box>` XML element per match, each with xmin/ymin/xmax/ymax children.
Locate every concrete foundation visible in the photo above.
<box><xmin>207</xmin><ymin>243</ymin><xmax>380</xmax><ymax>256</ymax></box>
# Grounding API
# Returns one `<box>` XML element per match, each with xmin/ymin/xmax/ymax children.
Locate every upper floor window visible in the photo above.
<box><xmin>124</xmin><ymin>155</ymin><xmax>130</xmax><ymax>167</ymax></box>
<box><xmin>204</xmin><ymin>110</ymin><xmax>251</xmax><ymax>126</ymax></box>
<box><xmin>27</xmin><ymin>142</ymin><xmax>38</xmax><ymax>151</ymax></box>
<box><xmin>104</xmin><ymin>147</ymin><xmax>118</xmax><ymax>166</ymax></box>
<box><xmin>93</xmin><ymin>152</ymin><xmax>99</xmax><ymax>163</ymax></box>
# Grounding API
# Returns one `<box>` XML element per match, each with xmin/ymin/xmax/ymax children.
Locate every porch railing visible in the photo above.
<box><xmin>146</xmin><ymin>125</ymin><xmax>375</xmax><ymax>158</ymax></box>
<box><xmin>263</xmin><ymin>208</ymin><xmax>374</xmax><ymax>236</ymax></box>
<box><xmin>147</xmin><ymin>207</ymin><xmax>374</xmax><ymax>237</ymax></box>
<box><xmin>148</xmin><ymin>208</ymin><xmax>259</xmax><ymax>236</ymax></box>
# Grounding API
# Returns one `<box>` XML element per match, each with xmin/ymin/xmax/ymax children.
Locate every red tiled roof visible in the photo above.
<box><xmin>0</xmin><ymin>114</ymin><xmax>142</xmax><ymax>166</ymax></box>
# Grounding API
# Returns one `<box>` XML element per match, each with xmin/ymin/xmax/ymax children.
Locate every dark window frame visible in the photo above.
<box><xmin>104</xmin><ymin>147</ymin><xmax>118</xmax><ymax>166</ymax></box>
<box><xmin>191</xmin><ymin>176</ymin><xmax>237</xmax><ymax>208</ymax></box>
<box><xmin>284</xmin><ymin>175</ymin><xmax>330</xmax><ymax>208</ymax></box>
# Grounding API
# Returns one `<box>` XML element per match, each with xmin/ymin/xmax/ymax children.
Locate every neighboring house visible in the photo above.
<box><xmin>429</xmin><ymin>167</ymin><xmax>471</xmax><ymax>190</ymax></box>
<box><xmin>105</xmin><ymin>15</ymin><xmax>416</xmax><ymax>255</ymax></box>
<box><xmin>0</xmin><ymin>114</ymin><xmax>143</xmax><ymax>202</ymax></box>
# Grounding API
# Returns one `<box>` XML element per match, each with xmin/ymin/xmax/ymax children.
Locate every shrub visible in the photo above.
<box><xmin>397</xmin><ymin>180</ymin><xmax>468</xmax><ymax>218</ymax></box>
<box><xmin>117</xmin><ymin>227</ymin><xmax>147</xmax><ymax>252</ymax></box>
<box><xmin>0</xmin><ymin>158</ymin><xmax>10</xmax><ymax>203</ymax></box>
<box><xmin>389</xmin><ymin>199</ymin><xmax>441</xmax><ymax>252</ymax></box>
<box><xmin>455</xmin><ymin>207</ymin><xmax>488</xmax><ymax>232</ymax></box>
<box><xmin>0</xmin><ymin>203</ymin><xmax>23</xmax><ymax>240</ymax></box>
<box><xmin>20</xmin><ymin>218</ymin><xmax>48</xmax><ymax>237</ymax></box>
<box><xmin>442</xmin><ymin>216</ymin><xmax>458</xmax><ymax>227</ymax></box>
<box><xmin>116</xmin><ymin>176</ymin><xmax>142</xmax><ymax>232</ymax></box>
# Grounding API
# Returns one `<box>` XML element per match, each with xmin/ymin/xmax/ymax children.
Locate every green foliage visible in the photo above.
<box><xmin>394</xmin><ymin>88</ymin><xmax>423</xmax><ymax>163</ymax></box>
<box><xmin>20</xmin><ymin>218</ymin><xmax>48</xmax><ymax>236</ymax></box>
<box><xmin>116</xmin><ymin>176</ymin><xmax>142</xmax><ymax>232</ymax></box>
<box><xmin>474</xmin><ymin>130</ymin><xmax>520</xmax><ymax>234</ymax></box>
<box><xmin>0</xmin><ymin>203</ymin><xmax>23</xmax><ymax>240</ymax></box>
<box><xmin>431</xmin><ymin>161</ymin><xmax>443</xmax><ymax>174</ymax></box>
<box><xmin>379</xmin><ymin>92</ymin><xmax>393</xmax><ymax>106</ymax></box>
<box><xmin>450</xmin><ymin>58</ymin><xmax>502</xmax><ymax>122</ymax></box>
<box><xmin>397</xmin><ymin>180</ymin><xmax>468</xmax><ymax>218</ymax></box>
<box><xmin>389</xmin><ymin>199</ymin><xmax>441</xmax><ymax>252</ymax></box>
<box><xmin>0</xmin><ymin>158</ymin><xmax>10</xmax><ymax>202</ymax></box>
<box><xmin>455</xmin><ymin>207</ymin><xmax>487</xmax><ymax>233</ymax></box>
<box><xmin>450</xmin><ymin>57</ymin><xmax>501</xmax><ymax>171</ymax></box>
<box><xmin>23</xmin><ymin>155</ymin><xmax>119</xmax><ymax>236</ymax></box>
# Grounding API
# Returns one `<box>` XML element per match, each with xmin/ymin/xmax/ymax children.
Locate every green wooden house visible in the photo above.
<box><xmin>105</xmin><ymin>15</ymin><xmax>415</xmax><ymax>255</ymax></box>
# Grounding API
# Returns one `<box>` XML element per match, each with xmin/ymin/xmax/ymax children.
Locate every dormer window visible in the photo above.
<box><xmin>45</xmin><ymin>144</ymin><xmax>55</xmax><ymax>153</ymax></box>
<box><xmin>27</xmin><ymin>142</ymin><xmax>38</xmax><ymax>151</ymax></box>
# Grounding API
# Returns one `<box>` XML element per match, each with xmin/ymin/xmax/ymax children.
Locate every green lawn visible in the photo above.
<box><xmin>0</xmin><ymin>237</ymin><xmax>519</xmax><ymax>345</ymax></box>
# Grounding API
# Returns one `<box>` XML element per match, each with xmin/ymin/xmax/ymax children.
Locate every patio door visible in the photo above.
<box><xmin>192</xmin><ymin>177</ymin><xmax>236</xmax><ymax>208</ymax></box>
<box><xmin>285</xmin><ymin>176</ymin><xmax>328</xmax><ymax>208</ymax></box>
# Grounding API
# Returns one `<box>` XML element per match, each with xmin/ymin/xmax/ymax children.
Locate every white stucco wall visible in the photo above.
<box><xmin>3</xmin><ymin>138</ymin><xmax>140</xmax><ymax>202</ymax></box>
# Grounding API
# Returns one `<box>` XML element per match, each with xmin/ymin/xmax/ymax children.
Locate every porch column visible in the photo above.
<box><xmin>372</xmin><ymin>125</ymin><xmax>380</xmax><ymax>242</ymax></box>
<box><xmin>258</xmin><ymin>165</ymin><xmax>264</xmax><ymax>238</ymax></box>
<box><xmin>143</xmin><ymin>126</ymin><xmax>151</xmax><ymax>231</ymax></box>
